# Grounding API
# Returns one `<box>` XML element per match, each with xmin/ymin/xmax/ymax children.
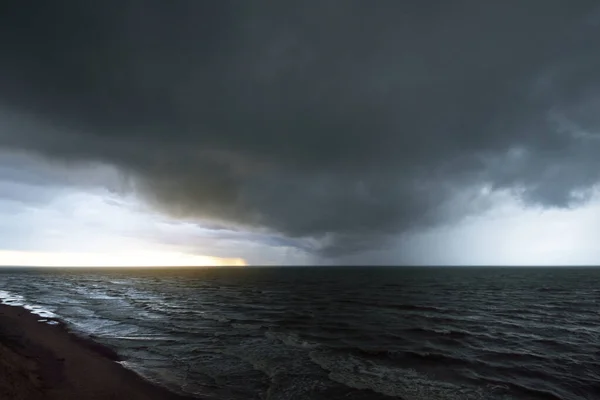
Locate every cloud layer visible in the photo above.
<box><xmin>1</xmin><ymin>1</ymin><xmax>600</xmax><ymax>256</ymax></box>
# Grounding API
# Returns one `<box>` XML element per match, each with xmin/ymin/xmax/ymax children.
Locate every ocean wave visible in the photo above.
<box><xmin>471</xmin><ymin>374</ymin><xmax>574</xmax><ymax>400</ymax></box>
<box><xmin>402</xmin><ymin>326</ymin><xmax>474</xmax><ymax>340</ymax></box>
<box><xmin>111</xmin><ymin>335</ymin><xmax>179</xmax><ymax>341</ymax></box>
<box><xmin>0</xmin><ymin>289</ymin><xmax>25</xmax><ymax>305</ymax></box>
<box><xmin>23</xmin><ymin>304</ymin><xmax>58</xmax><ymax>318</ymax></box>
<box><xmin>2</xmin><ymin>267</ymin><xmax>600</xmax><ymax>400</ymax></box>
<box><xmin>265</xmin><ymin>331</ymin><xmax>320</xmax><ymax>349</ymax></box>
<box><xmin>386</xmin><ymin>304</ymin><xmax>446</xmax><ymax>313</ymax></box>
<box><xmin>195</xmin><ymin>311</ymin><xmax>230</xmax><ymax>323</ymax></box>
<box><xmin>220</xmin><ymin>337</ymin><xmax>318</xmax><ymax>381</ymax></box>
<box><xmin>0</xmin><ymin>290</ymin><xmax>58</xmax><ymax>318</ymax></box>
<box><xmin>309</xmin><ymin>350</ymin><xmax>495</xmax><ymax>400</ymax></box>
<box><xmin>323</xmin><ymin>346</ymin><xmax>489</xmax><ymax>374</ymax></box>
<box><xmin>231</xmin><ymin>322</ymin><xmax>264</xmax><ymax>330</ymax></box>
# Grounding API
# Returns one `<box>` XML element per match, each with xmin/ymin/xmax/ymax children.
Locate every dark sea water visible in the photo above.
<box><xmin>1</xmin><ymin>267</ymin><xmax>599</xmax><ymax>400</ymax></box>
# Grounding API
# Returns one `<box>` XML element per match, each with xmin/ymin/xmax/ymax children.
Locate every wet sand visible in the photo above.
<box><xmin>0</xmin><ymin>304</ymin><xmax>196</xmax><ymax>400</ymax></box>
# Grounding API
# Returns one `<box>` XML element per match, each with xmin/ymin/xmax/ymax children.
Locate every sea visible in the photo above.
<box><xmin>0</xmin><ymin>266</ymin><xmax>599</xmax><ymax>400</ymax></box>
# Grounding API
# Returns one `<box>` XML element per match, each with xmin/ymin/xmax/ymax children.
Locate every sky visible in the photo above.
<box><xmin>1</xmin><ymin>1</ymin><xmax>600</xmax><ymax>266</ymax></box>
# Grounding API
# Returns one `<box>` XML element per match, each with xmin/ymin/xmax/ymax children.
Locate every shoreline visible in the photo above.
<box><xmin>0</xmin><ymin>303</ymin><xmax>198</xmax><ymax>400</ymax></box>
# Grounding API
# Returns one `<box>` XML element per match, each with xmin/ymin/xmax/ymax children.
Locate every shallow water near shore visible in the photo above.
<box><xmin>1</xmin><ymin>266</ymin><xmax>599</xmax><ymax>399</ymax></box>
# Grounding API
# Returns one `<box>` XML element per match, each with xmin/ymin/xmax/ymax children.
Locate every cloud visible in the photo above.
<box><xmin>0</xmin><ymin>172</ymin><xmax>310</xmax><ymax>264</ymax></box>
<box><xmin>336</xmin><ymin>188</ymin><xmax>600</xmax><ymax>266</ymax></box>
<box><xmin>1</xmin><ymin>1</ymin><xmax>600</xmax><ymax>256</ymax></box>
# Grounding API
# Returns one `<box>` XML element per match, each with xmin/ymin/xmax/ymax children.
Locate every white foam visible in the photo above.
<box><xmin>0</xmin><ymin>290</ymin><xmax>58</xmax><ymax>318</ymax></box>
<box><xmin>112</xmin><ymin>335</ymin><xmax>177</xmax><ymax>341</ymax></box>
<box><xmin>222</xmin><ymin>337</ymin><xmax>315</xmax><ymax>378</ymax></box>
<box><xmin>196</xmin><ymin>311</ymin><xmax>230</xmax><ymax>323</ymax></box>
<box><xmin>0</xmin><ymin>289</ymin><xmax>25</xmax><ymax>306</ymax></box>
<box><xmin>265</xmin><ymin>331</ymin><xmax>319</xmax><ymax>349</ymax></box>
<box><xmin>23</xmin><ymin>304</ymin><xmax>58</xmax><ymax>318</ymax></box>
<box><xmin>309</xmin><ymin>351</ymin><xmax>493</xmax><ymax>400</ymax></box>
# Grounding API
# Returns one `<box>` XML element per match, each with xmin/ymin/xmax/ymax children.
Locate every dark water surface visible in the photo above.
<box><xmin>1</xmin><ymin>267</ymin><xmax>599</xmax><ymax>399</ymax></box>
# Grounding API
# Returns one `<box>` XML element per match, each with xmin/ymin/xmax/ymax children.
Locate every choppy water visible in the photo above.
<box><xmin>1</xmin><ymin>267</ymin><xmax>599</xmax><ymax>399</ymax></box>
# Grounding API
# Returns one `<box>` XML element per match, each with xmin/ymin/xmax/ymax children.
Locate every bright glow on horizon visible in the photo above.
<box><xmin>0</xmin><ymin>250</ymin><xmax>247</xmax><ymax>267</ymax></box>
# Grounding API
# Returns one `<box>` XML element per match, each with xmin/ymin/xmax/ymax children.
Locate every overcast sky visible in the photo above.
<box><xmin>1</xmin><ymin>1</ymin><xmax>600</xmax><ymax>265</ymax></box>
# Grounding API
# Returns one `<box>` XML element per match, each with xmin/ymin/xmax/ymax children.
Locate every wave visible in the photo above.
<box><xmin>0</xmin><ymin>289</ymin><xmax>25</xmax><ymax>305</ymax></box>
<box><xmin>472</xmin><ymin>374</ymin><xmax>573</xmax><ymax>400</ymax></box>
<box><xmin>0</xmin><ymin>290</ymin><xmax>58</xmax><ymax>319</ymax></box>
<box><xmin>265</xmin><ymin>331</ymin><xmax>320</xmax><ymax>349</ymax></box>
<box><xmin>111</xmin><ymin>335</ymin><xmax>179</xmax><ymax>341</ymax></box>
<box><xmin>195</xmin><ymin>311</ymin><xmax>230</xmax><ymax>323</ymax></box>
<box><xmin>402</xmin><ymin>326</ymin><xmax>473</xmax><ymax>340</ymax></box>
<box><xmin>337</xmin><ymin>299</ymin><xmax>447</xmax><ymax>314</ymax></box>
<box><xmin>309</xmin><ymin>350</ymin><xmax>494</xmax><ymax>400</ymax></box>
<box><xmin>231</xmin><ymin>322</ymin><xmax>264</xmax><ymax>330</ymax></box>
<box><xmin>2</xmin><ymin>267</ymin><xmax>600</xmax><ymax>400</ymax></box>
<box><xmin>386</xmin><ymin>304</ymin><xmax>446</xmax><ymax>313</ymax></box>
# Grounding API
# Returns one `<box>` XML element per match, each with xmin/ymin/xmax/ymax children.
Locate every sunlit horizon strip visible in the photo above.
<box><xmin>0</xmin><ymin>250</ymin><xmax>247</xmax><ymax>267</ymax></box>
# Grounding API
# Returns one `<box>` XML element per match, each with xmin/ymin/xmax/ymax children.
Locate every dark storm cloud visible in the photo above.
<box><xmin>1</xmin><ymin>1</ymin><xmax>600</xmax><ymax>255</ymax></box>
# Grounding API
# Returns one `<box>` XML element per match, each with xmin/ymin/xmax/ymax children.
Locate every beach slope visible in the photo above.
<box><xmin>0</xmin><ymin>304</ymin><xmax>194</xmax><ymax>400</ymax></box>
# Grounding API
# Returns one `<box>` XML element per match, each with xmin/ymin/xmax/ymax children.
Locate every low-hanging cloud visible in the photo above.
<box><xmin>1</xmin><ymin>1</ymin><xmax>600</xmax><ymax>256</ymax></box>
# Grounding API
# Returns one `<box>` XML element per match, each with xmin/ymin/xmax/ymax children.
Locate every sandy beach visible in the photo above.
<box><xmin>0</xmin><ymin>303</ymin><xmax>195</xmax><ymax>400</ymax></box>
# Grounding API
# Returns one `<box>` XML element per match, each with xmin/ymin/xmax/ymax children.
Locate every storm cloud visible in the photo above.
<box><xmin>1</xmin><ymin>1</ymin><xmax>600</xmax><ymax>256</ymax></box>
